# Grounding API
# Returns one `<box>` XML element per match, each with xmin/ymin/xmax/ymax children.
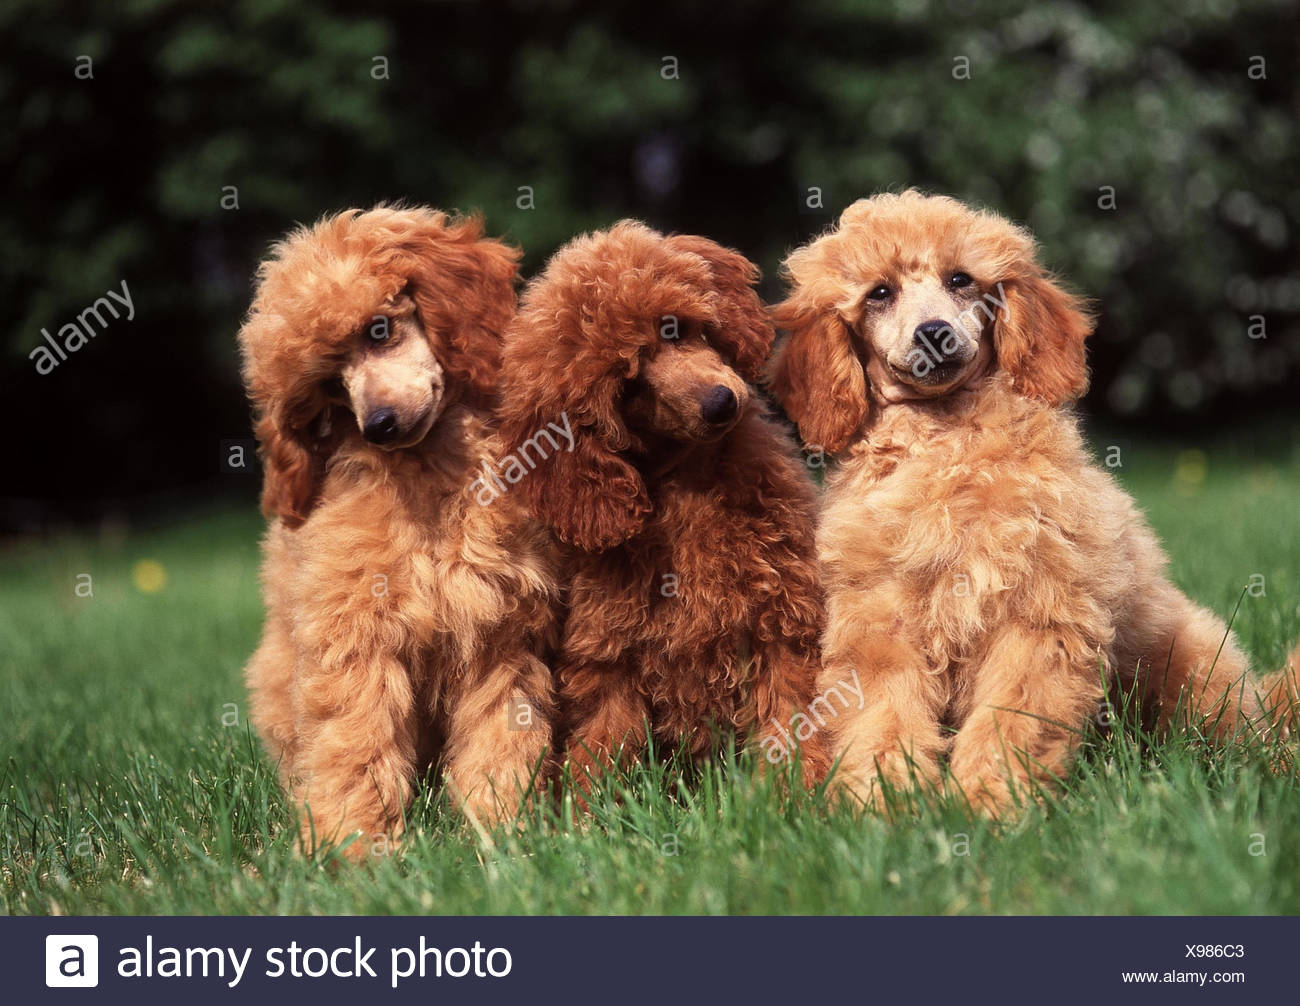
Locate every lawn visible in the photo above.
<box><xmin>3</xmin><ymin>428</ymin><xmax>1299</xmax><ymax>915</ymax></box>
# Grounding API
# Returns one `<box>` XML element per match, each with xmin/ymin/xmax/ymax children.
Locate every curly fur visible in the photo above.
<box><xmin>238</xmin><ymin>206</ymin><xmax>556</xmax><ymax>857</ymax></box>
<box><xmin>497</xmin><ymin>221</ymin><xmax>830</xmax><ymax>788</ymax></box>
<box><xmin>772</xmin><ymin>190</ymin><xmax>1300</xmax><ymax>814</ymax></box>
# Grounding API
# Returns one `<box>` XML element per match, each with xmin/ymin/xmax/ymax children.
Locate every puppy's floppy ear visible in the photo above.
<box><xmin>238</xmin><ymin>298</ymin><xmax>338</xmax><ymax>528</ymax></box>
<box><xmin>497</xmin><ymin>234</ymin><xmax>653</xmax><ymax>552</ymax></box>
<box><xmin>664</xmin><ymin>234</ymin><xmax>772</xmax><ymax>382</ymax></box>
<box><xmin>769</xmin><ymin>296</ymin><xmax>869</xmax><ymax>455</ymax></box>
<box><xmin>395</xmin><ymin>211</ymin><xmax>521</xmax><ymax>399</ymax></box>
<box><xmin>499</xmin><ymin>364</ymin><xmax>652</xmax><ymax>551</ymax></box>
<box><xmin>253</xmin><ymin>400</ymin><xmax>340</xmax><ymax>528</ymax></box>
<box><xmin>527</xmin><ymin>409</ymin><xmax>652</xmax><ymax>552</ymax></box>
<box><xmin>994</xmin><ymin>272</ymin><xmax>1093</xmax><ymax>405</ymax></box>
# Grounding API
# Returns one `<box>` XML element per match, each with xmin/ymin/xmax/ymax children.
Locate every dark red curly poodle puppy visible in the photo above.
<box><xmin>495</xmin><ymin>221</ymin><xmax>830</xmax><ymax>790</ymax></box>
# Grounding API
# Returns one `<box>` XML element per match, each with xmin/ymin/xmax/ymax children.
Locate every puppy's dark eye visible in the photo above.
<box><xmin>867</xmin><ymin>284</ymin><xmax>892</xmax><ymax>301</ymax></box>
<box><xmin>948</xmin><ymin>272</ymin><xmax>973</xmax><ymax>289</ymax></box>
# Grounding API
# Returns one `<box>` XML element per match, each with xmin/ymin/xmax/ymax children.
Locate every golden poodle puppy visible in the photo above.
<box><xmin>238</xmin><ymin>206</ymin><xmax>557</xmax><ymax>858</ymax></box>
<box><xmin>495</xmin><ymin>221</ymin><xmax>830</xmax><ymax>793</ymax></box>
<box><xmin>771</xmin><ymin>190</ymin><xmax>1299</xmax><ymax>815</ymax></box>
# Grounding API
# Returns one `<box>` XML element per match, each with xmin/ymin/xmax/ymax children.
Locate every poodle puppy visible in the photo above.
<box><xmin>238</xmin><ymin>206</ymin><xmax>557</xmax><ymax>857</ymax></box>
<box><xmin>496</xmin><ymin>221</ymin><xmax>830</xmax><ymax>790</ymax></box>
<box><xmin>771</xmin><ymin>190</ymin><xmax>1299</xmax><ymax>815</ymax></box>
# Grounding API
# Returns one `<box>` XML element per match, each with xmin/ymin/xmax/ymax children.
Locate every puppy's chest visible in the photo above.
<box><xmin>582</xmin><ymin>532</ymin><xmax>754</xmax><ymax>615</ymax></box>
<box><xmin>566</xmin><ymin>509</ymin><xmax>760</xmax><ymax>657</ymax></box>
<box><xmin>651</xmin><ymin>494</ymin><xmax>767</xmax><ymax>608</ymax></box>
<box><xmin>840</xmin><ymin>431</ymin><xmax>1067</xmax><ymax>582</ymax></box>
<box><xmin>378</xmin><ymin>498</ymin><xmax>542</xmax><ymax>634</ymax></box>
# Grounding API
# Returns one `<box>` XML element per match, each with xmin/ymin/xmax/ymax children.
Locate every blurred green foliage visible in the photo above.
<box><xmin>1</xmin><ymin>0</ymin><xmax>1297</xmax><ymax>524</ymax></box>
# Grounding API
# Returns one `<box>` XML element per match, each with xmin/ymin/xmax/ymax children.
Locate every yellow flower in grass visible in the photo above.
<box><xmin>132</xmin><ymin>559</ymin><xmax>167</xmax><ymax>594</ymax></box>
<box><xmin>1173</xmin><ymin>449</ymin><xmax>1207</xmax><ymax>496</ymax></box>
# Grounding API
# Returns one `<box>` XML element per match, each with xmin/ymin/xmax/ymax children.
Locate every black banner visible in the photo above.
<box><xmin>9</xmin><ymin>916</ymin><xmax>1292</xmax><ymax>1003</ymax></box>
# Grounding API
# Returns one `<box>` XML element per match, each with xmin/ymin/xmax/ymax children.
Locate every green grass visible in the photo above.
<box><xmin>3</xmin><ymin>432</ymin><xmax>1300</xmax><ymax>916</ymax></box>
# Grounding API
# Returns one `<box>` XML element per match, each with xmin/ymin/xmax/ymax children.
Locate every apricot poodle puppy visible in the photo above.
<box><xmin>496</xmin><ymin>221</ymin><xmax>830</xmax><ymax>790</ymax></box>
<box><xmin>771</xmin><ymin>190</ymin><xmax>1299</xmax><ymax>815</ymax></box>
<box><xmin>238</xmin><ymin>206</ymin><xmax>557</xmax><ymax>857</ymax></box>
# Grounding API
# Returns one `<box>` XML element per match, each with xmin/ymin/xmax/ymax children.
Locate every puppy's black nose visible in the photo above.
<box><xmin>913</xmin><ymin>319</ymin><xmax>959</xmax><ymax>358</ymax></box>
<box><xmin>363</xmin><ymin>407</ymin><xmax>399</xmax><ymax>444</ymax></box>
<box><xmin>700</xmin><ymin>385</ymin><xmax>738</xmax><ymax>426</ymax></box>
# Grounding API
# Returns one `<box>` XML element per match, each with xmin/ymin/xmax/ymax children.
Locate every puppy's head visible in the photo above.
<box><xmin>238</xmin><ymin>205</ymin><xmax>519</xmax><ymax>526</ymax></box>
<box><xmin>623</xmin><ymin>326</ymin><xmax>750</xmax><ymax>446</ymax></box>
<box><xmin>770</xmin><ymin>190</ymin><xmax>1093</xmax><ymax>453</ymax></box>
<box><xmin>334</xmin><ymin>292</ymin><xmax>445</xmax><ymax>452</ymax></box>
<box><xmin>498</xmin><ymin>221</ymin><xmax>773</xmax><ymax>551</ymax></box>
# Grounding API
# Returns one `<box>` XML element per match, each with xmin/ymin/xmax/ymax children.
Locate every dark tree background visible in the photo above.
<box><xmin>3</xmin><ymin>0</ymin><xmax>1297</xmax><ymax>533</ymax></box>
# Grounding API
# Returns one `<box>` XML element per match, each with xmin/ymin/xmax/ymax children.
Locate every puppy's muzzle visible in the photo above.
<box><xmin>912</xmin><ymin>319</ymin><xmax>973</xmax><ymax>362</ymax></box>
<box><xmin>906</xmin><ymin>318</ymin><xmax>975</xmax><ymax>385</ymax></box>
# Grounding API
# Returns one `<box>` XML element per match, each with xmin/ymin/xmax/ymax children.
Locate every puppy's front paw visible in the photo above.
<box><xmin>949</xmin><ymin>765</ymin><xmax>1033</xmax><ymax>820</ymax></box>
<box><xmin>834</xmin><ymin>749</ymin><xmax>940</xmax><ymax>814</ymax></box>
<box><xmin>297</xmin><ymin>804</ymin><xmax>404</xmax><ymax>864</ymax></box>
